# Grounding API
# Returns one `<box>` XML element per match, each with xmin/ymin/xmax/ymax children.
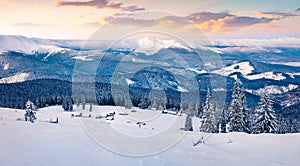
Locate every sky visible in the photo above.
<box><xmin>0</xmin><ymin>0</ymin><xmax>300</xmax><ymax>40</ymax></box>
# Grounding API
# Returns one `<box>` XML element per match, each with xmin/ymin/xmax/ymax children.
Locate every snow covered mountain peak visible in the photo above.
<box><xmin>136</xmin><ymin>36</ymin><xmax>192</xmax><ymax>55</ymax></box>
<box><xmin>0</xmin><ymin>35</ymin><xmax>68</xmax><ymax>54</ymax></box>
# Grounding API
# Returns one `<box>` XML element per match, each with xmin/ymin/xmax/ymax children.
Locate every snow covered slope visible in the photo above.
<box><xmin>135</xmin><ymin>36</ymin><xmax>192</xmax><ymax>55</ymax></box>
<box><xmin>212</xmin><ymin>61</ymin><xmax>254</xmax><ymax>77</ymax></box>
<box><xmin>0</xmin><ymin>106</ymin><xmax>299</xmax><ymax>166</ymax></box>
<box><xmin>0</xmin><ymin>35</ymin><xmax>67</xmax><ymax>54</ymax></box>
<box><xmin>245</xmin><ymin>72</ymin><xmax>286</xmax><ymax>81</ymax></box>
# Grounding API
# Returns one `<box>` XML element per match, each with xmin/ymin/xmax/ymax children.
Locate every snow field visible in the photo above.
<box><xmin>0</xmin><ymin>106</ymin><xmax>299</xmax><ymax>166</ymax></box>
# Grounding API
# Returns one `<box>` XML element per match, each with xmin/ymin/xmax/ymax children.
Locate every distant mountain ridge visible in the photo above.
<box><xmin>0</xmin><ymin>34</ymin><xmax>299</xmax><ymax>113</ymax></box>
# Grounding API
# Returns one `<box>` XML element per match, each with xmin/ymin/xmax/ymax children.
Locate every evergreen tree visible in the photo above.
<box><xmin>76</xmin><ymin>97</ymin><xmax>80</xmax><ymax>107</ymax></box>
<box><xmin>240</xmin><ymin>90</ymin><xmax>251</xmax><ymax>133</ymax></box>
<box><xmin>253</xmin><ymin>92</ymin><xmax>278</xmax><ymax>134</ymax></box>
<box><xmin>89</xmin><ymin>103</ymin><xmax>93</xmax><ymax>112</ymax></box>
<box><xmin>184</xmin><ymin>115</ymin><xmax>193</xmax><ymax>131</ymax></box>
<box><xmin>62</xmin><ymin>96</ymin><xmax>69</xmax><ymax>111</ymax></box>
<box><xmin>68</xmin><ymin>98</ymin><xmax>73</xmax><ymax>112</ymax></box>
<box><xmin>24</xmin><ymin>100</ymin><xmax>37</xmax><ymax>123</ymax></box>
<box><xmin>195</xmin><ymin>101</ymin><xmax>203</xmax><ymax>118</ymax></box>
<box><xmin>290</xmin><ymin>119</ymin><xmax>300</xmax><ymax>133</ymax></box>
<box><xmin>138</xmin><ymin>95</ymin><xmax>149</xmax><ymax>109</ymax></box>
<box><xmin>82</xmin><ymin>97</ymin><xmax>85</xmax><ymax>110</ymax></box>
<box><xmin>219</xmin><ymin>109</ymin><xmax>227</xmax><ymax>133</ymax></box>
<box><xmin>228</xmin><ymin>81</ymin><xmax>245</xmax><ymax>132</ymax></box>
<box><xmin>277</xmin><ymin>116</ymin><xmax>288</xmax><ymax>134</ymax></box>
<box><xmin>200</xmin><ymin>90</ymin><xmax>216</xmax><ymax>133</ymax></box>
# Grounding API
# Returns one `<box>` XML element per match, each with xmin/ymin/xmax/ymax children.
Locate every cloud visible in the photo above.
<box><xmin>187</xmin><ymin>12</ymin><xmax>233</xmax><ymax>24</ymax></box>
<box><xmin>158</xmin><ymin>16</ymin><xmax>191</xmax><ymax>27</ymax></box>
<box><xmin>121</xmin><ymin>5</ymin><xmax>145</xmax><ymax>12</ymax></box>
<box><xmin>57</xmin><ymin>0</ymin><xmax>145</xmax><ymax>12</ymax></box>
<box><xmin>91</xmin><ymin>10</ymin><xmax>296</xmax><ymax>33</ymax></box>
<box><xmin>210</xmin><ymin>38</ymin><xmax>300</xmax><ymax>51</ymax></box>
<box><xmin>79</xmin><ymin>22</ymin><xmax>100</xmax><ymax>28</ymax></box>
<box><xmin>105</xmin><ymin>17</ymin><xmax>158</xmax><ymax>27</ymax></box>
<box><xmin>186</xmin><ymin>12</ymin><xmax>278</xmax><ymax>32</ymax></box>
<box><xmin>255</xmin><ymin>11</ymin><xmax>298</xmax><ymax>19</ymax></box>
<box><xmin>296</xmin><ymin>8</ymin><xmax>300</xmax><ymax>12</ymax></box>
<box><xmin>11</xmin><ymin>23</ymin><xmax>55</xmax><ymax>27</ymax></box>
<box><xmin>224</xmin><ymin>16</ymin><xmax>274</xmax><ymax>27</ymax></box>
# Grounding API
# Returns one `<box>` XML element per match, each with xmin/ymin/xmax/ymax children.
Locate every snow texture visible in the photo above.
<box><xmin>0</xmin><ymin>106</ymin><xmax>299</xmax><ymax>166</ymax></box>
<box><xmin>213</xmin><ymin>61</ymin><xmax>254</xmax><ymax>76</ymax></box>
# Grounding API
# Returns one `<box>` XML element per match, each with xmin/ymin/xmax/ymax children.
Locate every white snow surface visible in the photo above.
<box><xmin>125</xmin><ymin>79</ymin><xmax>135</xmax><ymax>85</ymax></box>
<box><xmin>245</xmin><ymin>72</ymin><xmax>286</xmax><ymax>81</ymax></box>
<box><xmin>0</xmin><ymin>35</ymin><xmax>67</xmax><ymax>54</ymax></box>
<box><xmin>0</xmin><ymin>106</ymin><xmax>300</xmax><ymax>166</ymax></box>
<box><xmin>246</xmin><ymin>84</ymin><xmax>299</xmax><ymax>95</ymax></box>
<box><xmin>270</xmin><ymin>62</ymin><xmax>300</xmax><ymax>67</ymax></box>
<box><xmin>213</xmin><ymin>61</ymin><xmax>254</xmax><ymax>76</ymax></box>
<box><xmin>187</xmin><ymin>68</ymin><xmax>207</xmax><ymax>74</ymax></box>
<box><xmin>0</xmin><ymin>72</ymin><xmax>30</xmax><ymax>84</ymax></box>
<box><xmin>135</xmin><ymin>36</ymin><xmax>192</xmax><ymax>55</ymax></box>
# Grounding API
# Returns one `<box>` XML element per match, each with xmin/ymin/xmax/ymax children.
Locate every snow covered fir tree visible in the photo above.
<box><xmin>184</xmin><ymin>115</ymin><xmax>193</xmax><ymax>131</ymax></box>
<box><xmin>253</xmin><ymin>92</ymin><xmax>278</xmax><ymax>134</ymax></box>
<box><xmin>200</xmin><ymin>90</ymin><xmax>216</xmax><ymax>133</ymax></box>
<box><xmin>24</xmin><ymin>100</ymin><xmax>37</xmax><ymax>123</ymax></box>
<box><xmin>228</xmin><ymin>81</ymin><xmax>249</xmax><ymax>133</ymax></box>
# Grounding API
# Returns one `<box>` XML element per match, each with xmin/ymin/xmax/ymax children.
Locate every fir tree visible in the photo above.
<box><xmin>200</xmin><ymin>90</ymin><xmax>216</xmax><ymax>133</ymax></box>
<box><xmin>228</xmin><ymin>81</ymin><xmax>245</xmax><ymax>132</ymax></box>
<box><xmin>277</xmin><ymin>116</ymin><xmax>288</xmax><ymax>134</ymax></box>
<box><xmin>253</xmin><ymin>92</ymin><xmax>278</xmax><ymax>134</ymax></box>
<box><xmin>68</xmin><ymin>98</ymin><xmax>73</xmax><ymax>112</ymax></box>
<box><xmin>240</xmin><ymin>90</ymin><xmax>251</xmax><ymax>133</ymax></box>
<box><xmin>62</xmin><ymin>96</ymin><xmax>68</xmax><ymax>111</ymax></box>
<box><xmin>89</xmin><ymin>103</ymin><xmax>93</xmax><ymax>112</ymax></box>
<box><xmin>82</xmin><ymin>97</ymin><xmax>85</xmax><ymax>110</ymax></box>
<box><xmin>24</xmin><ymin>100</ymin><xmax>37</xmax><ymax>123</ymax></box>
<box><xmin>290</xmin><ymin>119</ymin><xmax>300</xmax><ymax>133</ymax></box>
<box><xmin>184</xmin><ymin>115</ymin><xmax>193</xmax><ymax>131</ymax></box>
<box><xmin>219</xmin><ymin>109</ymin><xmax>227</xmax><ymax>133</ymax></box>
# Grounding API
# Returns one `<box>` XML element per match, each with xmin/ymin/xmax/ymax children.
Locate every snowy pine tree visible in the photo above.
<box><xmin>277</xmin><ymin>116</ymin><xmax>288</xmax><ymax>134</ymax></box>
<box><xmin>200</xmin><ymin>90</ymin><xmax>216</xmax><ymax>133</ymax></box>
<box><xmin>228</xmin><ymin>81</ymin><xmax>246</xmax><ymax>132</ymax></box>
<box><xmin>82</xmin><ymin>97</ymin><xmax>85</xmax><ymax>110</ymax></box>
<box><xmin>240</xmin><ymin>90</ymin><xmax>251</xmax><ymax>133</ymax></box>
<box><xmin>24</xmin><ymin>100</ymin><xmax>37</xmax><ymax>123</ymax></box>
<box><xmin>62</xmin><ymin>96</ymin><xmax>68</xmax><ymax>111</ymax></box>
<box><xmin>253</xmin><ymin>92</ymin><xmax>278</xmax><ymax>134</ymax></box>
<box><xmin>184</xmin><ymin>115</ymin><xmax>193</xmax><ymax>131</ymax></box>
<box><xmin>89</xmin><ymin>103</ymin><xmax>93</xmax><ymax>112</ymax></box>
<box><xmin>68</xmin><ymin>98</ymin><xmax>73</xmax><ymax>112</ymax></box>
<box><xmin>219</xmin><ymin>109</ymin><xmax>227</xmax><ymax>133</ymax></box>
<box><xmin>290</xmin><ymin>119</ymin><xmax>300</xmax><ymax>133</ymax></box>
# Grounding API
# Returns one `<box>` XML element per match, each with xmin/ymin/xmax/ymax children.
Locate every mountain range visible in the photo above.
<box><xmin>0</xmin><ymin>34</ymin><xmax>299</xmax><ymax>117</ymax></box>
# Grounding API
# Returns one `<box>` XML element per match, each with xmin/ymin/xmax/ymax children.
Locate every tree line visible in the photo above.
<box><xmin>0</xmin><ymin>79</ymin><xmax>298</xmax><ymax>133</ymax></box>
<box><xmin>184</xmin><ymin>80</ymin><xmax>300</xmax><ymax>134</ymax></box>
